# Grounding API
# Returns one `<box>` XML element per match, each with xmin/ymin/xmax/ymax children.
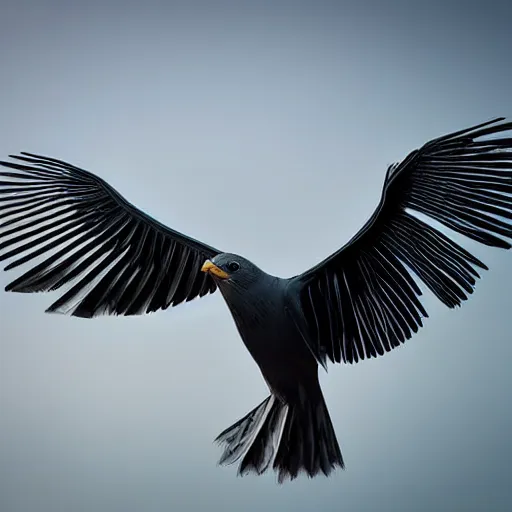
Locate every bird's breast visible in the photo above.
<box><xmin>226</xmin><ymin>292</ymin><xmax>318</xmax><ymax>394</ymax></box>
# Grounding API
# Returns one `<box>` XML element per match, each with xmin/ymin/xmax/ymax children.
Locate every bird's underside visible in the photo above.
<box><xmin>1</xmin><ymin>117</ymin><xmax>512</xmax><ymax>482</ymax></box>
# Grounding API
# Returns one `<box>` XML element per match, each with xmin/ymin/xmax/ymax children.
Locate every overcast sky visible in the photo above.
<box><xmin>1</xmin><ymin>1</ymin><xmax>511</xmax><ymax>511</ymax></box>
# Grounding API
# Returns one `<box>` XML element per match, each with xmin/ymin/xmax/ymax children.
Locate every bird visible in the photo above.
<box><xmin>1</xmin><ymin>118</ymin><xmax>512</xmax><ymax>483</ymax></box>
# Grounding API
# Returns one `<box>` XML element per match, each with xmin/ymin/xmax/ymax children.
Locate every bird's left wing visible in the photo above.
<box><xmin>0</xmin><ymin>153</ymin><xmax>221</xmax><ymax>317</ymax></box>
<box><xmin>291</xmin><ymin>118</ymin><xmax>512</xmax><ymax>366</ymax></box>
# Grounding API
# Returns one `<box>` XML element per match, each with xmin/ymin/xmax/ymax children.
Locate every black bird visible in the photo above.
<box><xmin>1</xmin><ymin>118</ymin><xmax>512</xmax><ymax>482</ymax></box>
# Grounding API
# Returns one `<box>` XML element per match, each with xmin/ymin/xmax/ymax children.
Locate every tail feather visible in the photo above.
<box><xmin>215</xmin><ymin>392</ymin><xmax>344</xmax><ymax>483</ymax></box>
<box><xmin>215</xmin><ymin>396</ymin><xmax>273</xmax><ymax>466</ymax></box>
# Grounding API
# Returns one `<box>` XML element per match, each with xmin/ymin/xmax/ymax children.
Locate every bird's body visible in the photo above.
<box><xmin>207</xmin><ymin>256</ymin><xmax>343</xmax><ymax>480</ymax></box>
<box><xmin>211</xmin><ymin>259</ymin><xmax>311</xmax><ymax>398</ymax></box>
<box><xmin>1</xmin><ymin>118</ymin><xmax>512</xmax><ymax>482</ymax></box>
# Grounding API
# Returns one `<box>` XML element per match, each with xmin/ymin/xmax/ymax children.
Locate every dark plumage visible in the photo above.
<box><xmin>1</xmin><ymin>118</ymin><xmax>512</xmax><ymax>482</ymax></box>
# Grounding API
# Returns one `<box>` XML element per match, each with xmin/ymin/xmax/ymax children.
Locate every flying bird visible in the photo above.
<box><xmin>1</xmin><ymin>118</ymin><xmax>512</xmax><ymax>483</ymax></box>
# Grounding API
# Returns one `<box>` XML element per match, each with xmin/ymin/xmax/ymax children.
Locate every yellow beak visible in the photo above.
<box><xmin>201</xmin><ymin>260</ymin><xmax>230</xmax><ymax>279</ymax></box>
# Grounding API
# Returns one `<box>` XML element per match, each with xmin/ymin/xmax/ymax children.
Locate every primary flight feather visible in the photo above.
<box><xmin>1</xmin><ymin>118</ymin><xmax>511</xmax><ymax>482</ymax></box>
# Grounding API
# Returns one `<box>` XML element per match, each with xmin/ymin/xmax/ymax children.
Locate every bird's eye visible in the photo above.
<box><xmin>227</xmin><ymin>261</ymin><xmax>240</xmax><ymax>272</ymax></box>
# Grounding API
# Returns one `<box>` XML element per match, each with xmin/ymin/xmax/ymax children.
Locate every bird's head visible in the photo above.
<box><xmin>201</xmin><ymin>253</ymin><xmax>279</xmax><ymax>323</ymax></box>
<box><xmin>201</xmin><ymin>253</ymin><xmax>263</xmax><ymax>290</ymax></box>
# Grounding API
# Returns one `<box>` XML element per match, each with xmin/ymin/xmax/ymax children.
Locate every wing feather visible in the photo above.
<box><xmin>293</xmin><ymin>118</ymin><xmax>512</xmax><ymax>365</ymax></box>
<box><xmin>0</xmin><ymin>153</ymin><xmax>220</xmax><ymax>317</ymax></box>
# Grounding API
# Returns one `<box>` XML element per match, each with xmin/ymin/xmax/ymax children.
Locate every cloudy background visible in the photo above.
<box><xmin>1</xmin><ymin>0</ymin><xmax>511</xmax><ymax>510</ymax></box>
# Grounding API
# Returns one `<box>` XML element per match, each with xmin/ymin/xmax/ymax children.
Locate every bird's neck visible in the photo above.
<box><xmin>219</xmin><ymin>275</ymin><xmax>285</xmax><ymax>332</ymax></box>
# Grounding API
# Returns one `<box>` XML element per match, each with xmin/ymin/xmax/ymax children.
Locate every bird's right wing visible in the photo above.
<box><xmin>0</xmin><ymin>152</ymin><xmax>221</xmax><ymax>318</ymax></box>
<box><xmin>291</xmin><ymin>118</ymin><xmax>512</xmax><ymax>366</ymax></box>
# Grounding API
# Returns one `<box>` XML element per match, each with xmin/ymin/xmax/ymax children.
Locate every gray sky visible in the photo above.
<box><xmin>1</xmin><ymin>0</ymin><xmax>511</xmax><ymax>511</ymax></box>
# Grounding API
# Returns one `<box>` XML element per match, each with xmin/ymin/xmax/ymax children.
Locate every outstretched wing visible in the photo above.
<box><xmin>0</xmin><ymin>153</ymin><xmax>220</xmax><ymax>318</ymax></box>
<box><xmin>292</xmin><ymin>118</ymin><xmax>512</xmax><ymax>365</ymax></box>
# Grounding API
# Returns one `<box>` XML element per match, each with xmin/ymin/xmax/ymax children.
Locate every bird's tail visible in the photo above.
<box><xmin>215</xmin><ymin>390</ymin><xmax>344</xmax><ymax>483</ymax></box>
